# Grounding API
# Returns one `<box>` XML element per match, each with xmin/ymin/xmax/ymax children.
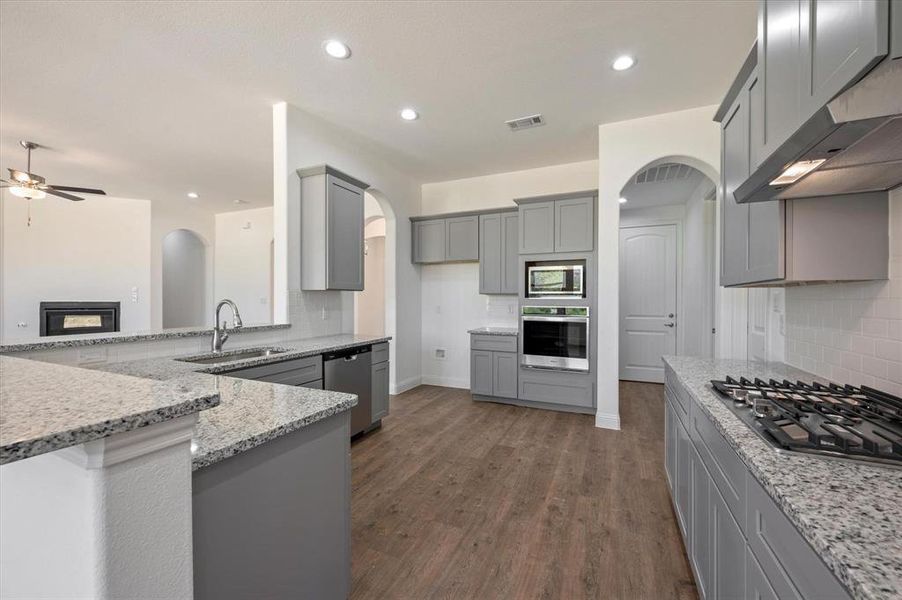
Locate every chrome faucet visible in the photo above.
<box><xmin>211</xmin><ymin>299</ymin><xmax>243</xmax><ymax>352</ymax></box>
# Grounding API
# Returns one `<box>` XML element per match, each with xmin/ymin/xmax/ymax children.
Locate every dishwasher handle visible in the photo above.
<box><xmin>323</xmin><ymin>345</ymin><xmax>372</xmax><ymax>362</ymax></box>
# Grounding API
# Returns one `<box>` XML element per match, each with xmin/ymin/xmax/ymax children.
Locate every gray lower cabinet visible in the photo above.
<box><xmin>470</xmin><ymin>347</ymin><xmax>517</xmax><ymax>399</ymax></box>
<box><xmin>518</xmin><ymin>368</ymin><xmax>594</xmax><ymax>409</ymax></box>
<box><xmin>479</xmin><ymin>211</ymin><xmax>519</xmax><ymax>294</ymax></box>
<box><xmin>298</xmin><ymin>166</ymin><xmax>367</xmax><ymax>291</ymax></box>
<box><xmin>371</xmin><ymin>360</ymin><xmax>390</xmax><ymax>421</ymax></box>
<box><xmin>664</xmin><ymin>383</ymin><xmax>852</xmax><ymax>600</ymax></box>
<box><xmin>411</xmin><ymin>215</ymin><xmax>478</xmax><ymax>263</ymax></box>
<box><xmin>517</xmin><ymin>194</ymin><xmax>595</xmax><ymax>254</ymax></box>
<box><xmin>223</xmin><ymin>355</ymin><xmax>323</xmax><ymax>387</ymax></box>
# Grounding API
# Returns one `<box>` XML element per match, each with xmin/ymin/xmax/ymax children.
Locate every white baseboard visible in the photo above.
<box><xmin>595</xmin><ymin>411</ymin><xmax>621</xmax><ymax>430</ymax></box>
<box><xmin>419</xmin><ymin>375</ymin><xmax>470</xmax><ymax>389</ymax></box>
<box><xmin>391</xmin><ymin>375</ymin><xmax>421</xmax><ymax>395</ymax></box>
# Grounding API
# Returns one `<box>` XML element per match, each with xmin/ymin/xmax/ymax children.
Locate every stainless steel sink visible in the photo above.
<box><xmin>177</xmin><ymin>348</ymin><xmax>287</xmax><ymax>365</ymax></box>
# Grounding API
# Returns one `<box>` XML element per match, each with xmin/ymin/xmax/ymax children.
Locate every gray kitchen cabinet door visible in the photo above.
<box><xmin>721</xmin><ymin>81</ymin><xmax>751</xmax><ymax>287</ymax></box>
<box><xmin>893</xmin><ymin>0</ymin><xmax>902</xmax><ymax>59</ymax></box>
<box><xmin>518</xmin><ymin>201</ymin><xmax>555</xmax><ymax>254</ymax></box>
<box><xmin>492</xmin><ymin>352</ymin><xmax>518</xmax><ymax>399</ymax></box>
<box><xmin>799</xmin><ymin>0</ymin><xmax>889</xmax><ymax>118</ymax></box>
<box><xmin>479</xmin><ymin>213</ymin><xmax>502</xmax><ymax>294</ymax></box>
<box><xmin>665</xmin><ymin>398</ymin><xmax>677</xmax><ymax>493</ymax></box>
<box><xmin>758</xmin><ymin>0</ymin><xmax>802</xmax><ymax>163</ymax></box>
<box><xmin>690</xmin><ymin>444</ymin><xmax>711</xmax><ymax>600</ymax></box>
<box><xmin>470</xmin><ymin>350</ymin><xmax>494</xmax><ymax>396</ymax></box>
<box><xmin>446</xmin><ymin>215</ymin><xmax>479</xmax><ymax>261</ymax></box>
<box><xmin>674</xmin><ymin>415</ymin><xmax>691</xmax><ymax>538</ymax></box>
<box><xmin>326</xmin><ymin>175</ymin><xmax>365</xmax><ymax>290</ymax></box>
<box><xmin>371</xmin><ymin>360</ymin><xmax>390</xmax><ymax>421</ymax></box>
<box><xmin>554</xmin><ymin>196</ymin><xmax>594</xmax><ymax>252</ymax></box>
<box><xmin>501</xmin><ymin>212</ymin><xmax>519</xmax><ymax>294</ymax></box>
<box><xmin>710</xmin><ymin>483</ymin><xmax>746</xmax><ymax>600</ymax></box>
<box><xmin>413</xmin><ymin>219</ymin><xmax>446</xmax><ymax>263</ymax></box>
<box><xmin>746</xmin><ymin>549</ymin><xmax>780</xmax><ymax>600</ymax></box>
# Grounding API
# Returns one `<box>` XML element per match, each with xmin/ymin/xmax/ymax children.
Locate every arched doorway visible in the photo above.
<box><xmin>356</xmin><ymin>214</ymin><xmax>386</xmax><ymax>335</ymax></box>
<box><xmin>162</xmin><ymin>228</ymin><xmax>207</xmax><ymax>328</ymax></box>
<box><xmin>617</xmin><ymin>159</ymin><xmax>717</xmax><ymax>383</ymax></box>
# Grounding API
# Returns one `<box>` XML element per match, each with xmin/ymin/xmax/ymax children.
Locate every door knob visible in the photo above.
<box><xmin>668</xmin><ymin>313</ymin><xmax>675</xmax><ymax>318</ymax></box>
<box><xmin>664</xmin><ymin>322</ymin><xmax>675</xmax><ymax>328</ymax></box>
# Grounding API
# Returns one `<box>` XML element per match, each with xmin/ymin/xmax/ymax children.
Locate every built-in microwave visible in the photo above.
<box><xmin>526</xmin><ymin>260</ymin><xmax>585</xmax><ymax>299</ymax></box>
<box><xmin>521</xmin><ymin>306</ymin><xmax>589</xmax><ymax>372</ymax></box>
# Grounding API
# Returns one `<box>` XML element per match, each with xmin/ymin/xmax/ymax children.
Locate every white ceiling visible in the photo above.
<box><xmin>0</xmin><ymin>1</ymin><xmax>756</xmax><ymax>213</ymax></box>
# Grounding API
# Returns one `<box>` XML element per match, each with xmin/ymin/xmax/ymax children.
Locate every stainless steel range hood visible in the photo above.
<box><xmin>736</xmin><ymin>57</ymin><xmax>902</xmax><ymax>203</ymax></box>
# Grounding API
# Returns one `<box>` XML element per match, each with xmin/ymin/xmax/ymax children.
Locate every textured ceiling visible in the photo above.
<box><xmin>0</xmin><ymin>1</ymin><xmax>756</xmax><ymax>212</ymax></box>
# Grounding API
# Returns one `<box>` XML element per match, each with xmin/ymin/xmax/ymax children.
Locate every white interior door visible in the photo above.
<box><xmin>619</xmin><ymin>225</ymin><xmax>678</xmax><ymax>383</ymax></box>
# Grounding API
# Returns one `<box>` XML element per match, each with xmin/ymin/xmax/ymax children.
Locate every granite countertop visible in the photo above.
<box><xmin>0</xmin><ymin>322</ymin><xmax>291</xmax><ymax>353</ymax></box>
<box><xmin>467</xmin><ymin>327</ymin><xmax>519</xmax><ymax>336</ymax></box>
<box><xmin>0</xmin><ymin>356</ymin><xmax>220</xmax><ymax>465</ymax></box>
<box><xmin>90</xmin><ymin>334</ymin><xmax>391</xmax><ymax>469</ymax></box>
<box><xmin>662</xmin><ymin>356</ymin><xmax>902</xmax><ymax>600</ymax></box>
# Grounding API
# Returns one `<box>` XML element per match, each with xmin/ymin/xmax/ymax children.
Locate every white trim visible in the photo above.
<box><xmin>391</xmin><ymin>375</ymin><xmax>421</xmax><ymax>395</ymax></box>
<box><xmin>419</xmin><ymin>375</ymin><xmax>469</xmax><ymax>389</ymax></box>
<box><xmin>595</xmin><ymin>411</ymin><xmax>621</xmax><ymax>430</ymax></box>
<box><xmin>58</xmin><ymin>414</ymin><xmax>199</xmax><ymax>469</ymax></box>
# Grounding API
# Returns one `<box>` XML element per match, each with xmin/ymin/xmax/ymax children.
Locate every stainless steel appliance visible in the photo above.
<box><xmin>711</xmin><ymin>376</ymin><xmax>902</xmax><ymax>467</ymax></box>
<box><xmin>324</xmin><ymin>345</ymin><xmax>372</xmax><ymax>436</ymax></box>
<box><xmin>526</xmin><ymin>261</ymin><xmax>585</xmax><ymax>299</ymax></box>
<box><xmin>521</xmin><ymin>306</ymin><xmax>589</xmax><ymax>371</ymax></box>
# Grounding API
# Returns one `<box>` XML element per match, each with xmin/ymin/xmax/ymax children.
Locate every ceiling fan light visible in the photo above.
<box><xmin>11</xmin><ymin>170</ymin><xmax>32</xmax><ymax>183</ymax></box>
<box><xmin>9</xmin><ymin>186</ymin><xmax>46</xmax><ymax>200</ymax></box>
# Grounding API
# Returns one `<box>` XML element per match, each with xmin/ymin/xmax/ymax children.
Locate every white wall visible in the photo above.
<box><xmin>276</xmin><ymin>102</ymin><xmax>424</xmax><ymax>393</ymax></box>
<box><xmin>784</xmin><ymin>187</ymin><xmax>902</xmax><ymax>396</ymax></box>
<box><xmin>597</xmin><ymin>105</ymin><xmax>734</xmax><ymax>429</ymax></box>
<box><xmin>0</xmin><ymin>193</ymin><xmax>152</xmax><ymax>339</ymax></box>
<box><xmin>214</xmin><ymin>206</ymin><xmax>274</xmax><ymax>325</ymax></box>
<box><xmin>356</xmin><ymin>219</ymin><xmax>386</xmax><ymax>336</ymax></box>
<box><xmin>418</xmin><ymin>160</ymin><xmax>598</xmax><ymax>388</ymax></box>
<box><xmin>161</xmin><ymin>229</ymin><xmax>207</xmax><ymax>328</ymax></box>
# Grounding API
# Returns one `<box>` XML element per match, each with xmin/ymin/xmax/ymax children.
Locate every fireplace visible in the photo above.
<box><xmin>39</xmin><ymin>302</ymin><xmax>121</xmax><ymax>337</ymax></box>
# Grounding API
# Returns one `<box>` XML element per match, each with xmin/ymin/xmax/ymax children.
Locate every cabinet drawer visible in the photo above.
<box><xmin>746</xmin><ymin>475</ymin><xmax>851</xmax><ymax>600</ymax></box>
<box><xmin>470</xmin><ymin>334</ymin><xmax>517</xmax><ymax>352</ymax></box>
<box><xmin>223</xmin><ymin>355</ymin><xmax>322</xmax><ymax>383</ymax></box>
<box><xmin>691</xmin><ymin>402</ymin><xmax>746</xmax><ymax>533</ymax></box>
<box><xmin>300</xmin><ymin>379</ymin><xmax>323</xmax><ymax>390</ymax></box>
<box><xmin>372</xmin><ymin>342</ymin><xmax>389</xmax><ymax>365</ymax></box>
<box><xmin>518</xmin><ymin>368</ymin><xmax>593</xmax><ymax>408</ymax></box>
<box><xmin>664</xmin><ymin>369</ymin><xmax>691</xmax><ymax>417</ymax></box>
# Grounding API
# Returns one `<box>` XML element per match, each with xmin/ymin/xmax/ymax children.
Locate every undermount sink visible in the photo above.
<box><xmin>177</xmin><ymin>347</ymin><xmax>287</xmax><ymax>365</ymax></box>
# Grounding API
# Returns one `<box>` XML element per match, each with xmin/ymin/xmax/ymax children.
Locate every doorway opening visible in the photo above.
<box><xmin>618</xmin><ymin>160</ymin><xmax>717</xmax><ymax>383</ymax></box>
<box><xmin>161</xmin><ymin>228</ymin><xmax>207</xmax><ymax>328</ymax></box>
<box><xmin>356</xmin><ymin>213</ymin><xmax>386</xmax><ymax>336</ymax></box>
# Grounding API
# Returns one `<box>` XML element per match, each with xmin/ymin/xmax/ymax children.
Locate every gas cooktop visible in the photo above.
<box><xmin>710</xmin><ymin>376</ymin><xmax>902</xmax><ymax>467</ymax></box>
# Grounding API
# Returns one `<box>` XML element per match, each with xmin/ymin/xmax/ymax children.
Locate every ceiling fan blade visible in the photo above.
<box><xmin>44</xmin><ymin>188</ymin><xmax>85</xmax><ymax>201</ymax></box>
<box><xmin>46</xmin><ymin>185</ymin><xmax>106</xmax><ymax>195</ymax></box>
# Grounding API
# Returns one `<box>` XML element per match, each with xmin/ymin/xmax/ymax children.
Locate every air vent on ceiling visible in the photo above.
<box><xmin>634</xmin><ymin>162</ymin><xmax>693</xmax><ymax>184</ymax></box>
<box><xmin>505</xmin><ymin>114</ymin><xmax>545</xmax><ymax>131</ymax></box>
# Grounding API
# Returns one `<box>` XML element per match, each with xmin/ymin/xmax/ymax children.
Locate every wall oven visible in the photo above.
<box><xmin>526</xmin><ymin>260</ymin><xmax>585</xmax><ymax>299</ymax></box>
<box><xmin>521</xmin><ymin>306</ymin><xmax>589</xmax><ymax>372</ymax></box>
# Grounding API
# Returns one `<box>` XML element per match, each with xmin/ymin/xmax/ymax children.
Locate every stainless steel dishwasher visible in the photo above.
<box><xmin>323</xmin><ymin>345</ymin><xmax>372</xmax><ymax>437</ymax></box>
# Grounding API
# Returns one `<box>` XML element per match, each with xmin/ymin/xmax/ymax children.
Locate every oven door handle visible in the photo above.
<box><xmin>521</xmin><ymin>316</ymin><xmax>589</xmax><ymax>323</ymax></box>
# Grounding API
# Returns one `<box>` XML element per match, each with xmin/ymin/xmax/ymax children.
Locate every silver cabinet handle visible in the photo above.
<box><xmin>664</xmin><ymin>322</ymin><xmax>675</xmax><ymax>328</ymax></box>
<box><xmin>344</xmin><ymin>355</ymin><xmax>358</xmax><ymax>361</ymax></box>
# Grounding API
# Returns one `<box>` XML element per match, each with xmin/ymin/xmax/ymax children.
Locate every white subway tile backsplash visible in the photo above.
<box><xmin>784</xmin><ymin>190</ymin><xmax>900</xmax><ymax>396</ymax></box>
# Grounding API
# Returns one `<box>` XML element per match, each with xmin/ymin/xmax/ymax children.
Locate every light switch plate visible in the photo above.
<box><xmin>434</xmin><ymin>348</ymin><xmax>446</xmax><ymax>360</ymax></box>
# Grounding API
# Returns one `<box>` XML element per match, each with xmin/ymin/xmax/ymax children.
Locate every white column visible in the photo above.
<box><xmin>0</xmin><ymin>415</ymin><xmax>197</xmax><ymax>599</ymax></box>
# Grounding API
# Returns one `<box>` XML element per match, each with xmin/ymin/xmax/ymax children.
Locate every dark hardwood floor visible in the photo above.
<box><xmin>350</xmin><ymin>382</ymin><xmax>697</xmax><ymax>600</ymax></box>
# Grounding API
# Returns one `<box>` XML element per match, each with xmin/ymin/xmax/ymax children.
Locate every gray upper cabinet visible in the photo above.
<box><xmin>446</xmin><ymin>215</ymin><xmax>479</xmax><ymax>261</ymax></box>
<box><xmin>554</xmin><ymin>197</ymin><xmax>594</xmax><ymax>252</ymax></box>
<box><xmin>411</xmin><ymin>215</ymin><xmax>478</xmax><ymax>264</ymax></box>
<box><xmin>517</xmin><ymin>193</ymin><xmax>596</xmax><ymax>255</ymax></box>
<box><xmin>298</xmin><ymin>166</ymin><xmax>367</xmax><ymax>291</ymax></box>
<box><xmin>479</xmin><ymin>211</ymin><xmax>518</xmax><ymax>295</ymax></box>
<box><xmin>518</xmin><ymin>201</ymin><xmax>555</xmax><ymax>254</ymax></box>
<box><xmin>756</xmin><ymin>0</ymin><xmax>889</xmax><ymax>166</ymax></box>
<box><xmin>799</xmin><ymin>0</ymin><xmax>889</xmax><ymax>118</ymax></box>
<box><xmin>413</xmin><ymin>219</ymin><xmax>446</xmax><ymax>264</ymax></box>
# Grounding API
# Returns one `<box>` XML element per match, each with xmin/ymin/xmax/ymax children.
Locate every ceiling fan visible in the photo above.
<box><xmin>1</xmin><ymin>140</ymin><xmax>107</xmax><ymax>201</ymax></box>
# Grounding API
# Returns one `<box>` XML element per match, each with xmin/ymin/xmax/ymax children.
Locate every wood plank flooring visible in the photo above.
<box><xmin>350</xmin><ymin>382</ymin><xmax>697</xmax><ymax>600</ymax></box>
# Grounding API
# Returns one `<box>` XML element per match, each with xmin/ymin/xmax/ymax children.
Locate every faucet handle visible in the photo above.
<box><xmin>220</xmin><ymin>321</ymin><xmax>230</xmax><ymax>341</ymax></box>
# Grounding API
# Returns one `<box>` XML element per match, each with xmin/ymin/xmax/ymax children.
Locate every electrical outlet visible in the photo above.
<box><xmin>322</xmin><ymin>306</ymin><xmax>327</xmax><ymax>320</ymax></box>
<box><xmin>434</xmin><ymin>348</ymin><xmax>446</xmax><ymax>360</ymax></box>
<box><xmin>131</xmin><ymin>286</ymin><xmax>139</xmax><ymax>303</ymax></box>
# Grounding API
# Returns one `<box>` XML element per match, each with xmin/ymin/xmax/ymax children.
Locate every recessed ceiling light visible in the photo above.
<box><xmin>323</xmin><ymin>39</ymin><xmax>351</xmax><ymax>59</ymax></box>
<box><xmin>618</xmin><ymin>197</ymin><xmax>628</xmax><ymax>204</ymax></box>
<box><xmin>400</xmin><ymin>108</ymin><xmax>419</xmax><ymax>121</ymax></box>
<box><xmin>187</xmin><ymin>192</ymin><xmax>199</xmax><ymax>199</ymax></box>
<box><xmin>612</xmin><ymin>55</ymin><xmax>636</xmax><ymax>71</ymax></box>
